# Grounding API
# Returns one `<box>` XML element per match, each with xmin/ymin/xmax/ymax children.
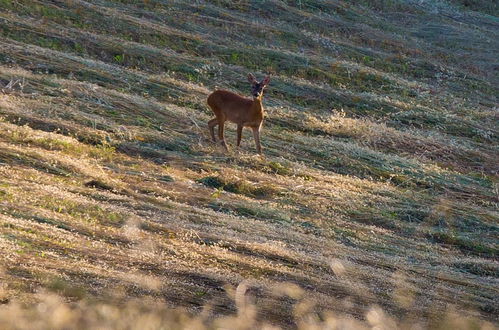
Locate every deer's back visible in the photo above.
<box><xmin>207</xmin><ymin>90</ymin><xmax>252</xmax><ymax>111</ymax></box>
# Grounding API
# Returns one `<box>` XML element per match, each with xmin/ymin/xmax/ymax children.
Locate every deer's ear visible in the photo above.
<box><xmin>247</xmin><ymin>73</ymin><xmax>257</xmax><ymax>84</ymax></box>
<box><xmin>261</xmin><ymin>75</ymin><xmax>271</xmax><ymax>86</ymax></box>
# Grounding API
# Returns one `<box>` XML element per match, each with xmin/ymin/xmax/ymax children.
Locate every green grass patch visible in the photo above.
<box><xmin>427</xmin><ymin>230</ymin><xmax>497</xmax><ymax>257</ymax></box>
<box><xmin>197</xmin><ymin>175</ymin><xmax>278</xmax><ymax>199</ymax></box>
<box><xmin>208</xmin><ymin>201</ymin><xmax>291</xmax><ymax>224</ymax></box>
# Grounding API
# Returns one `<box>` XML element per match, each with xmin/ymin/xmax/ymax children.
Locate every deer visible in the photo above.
<box><xmin>207</xmin><ymin>73</ymin><xmax>270</xmax><ymax>154</ymax></box>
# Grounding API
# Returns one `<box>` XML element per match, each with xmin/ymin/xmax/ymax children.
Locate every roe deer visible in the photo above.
<box><xmin>207</xmin><ymin>73</ymin><xmax>270</xmax><ymax>154</ymax></box>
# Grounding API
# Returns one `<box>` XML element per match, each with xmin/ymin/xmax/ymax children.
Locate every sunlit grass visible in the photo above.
<box><xmin>0</xmin><ymin>0</ymin><xmax>497</xmax><ymax>328</ymax></box>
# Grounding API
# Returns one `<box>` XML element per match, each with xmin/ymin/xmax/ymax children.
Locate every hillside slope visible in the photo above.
<box><xmin>0</xmin><ymin>0</ymin><xmax>497</xmax><ymax>328</ymax></box>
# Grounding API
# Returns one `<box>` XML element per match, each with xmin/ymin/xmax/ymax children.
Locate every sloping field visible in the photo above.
<box><xmin>0</xmin><ymin>0</ymin><xmax>497</xmax><ymax>328</ymax></box>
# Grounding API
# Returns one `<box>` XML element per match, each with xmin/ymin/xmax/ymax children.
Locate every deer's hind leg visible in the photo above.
<box><xmin>236</xmin><ymin>124</ymin><xmax>243</xmax><ymax>148</ymax></box>
<box><xmin>218</xmin><ymin>119</ymin><xmax>228</xmax><ymax>151</ymax></box>
<box><xmin>208</xmin><ymin>118</ymin><xmax>218</xmax><ymax>142</ymax></box>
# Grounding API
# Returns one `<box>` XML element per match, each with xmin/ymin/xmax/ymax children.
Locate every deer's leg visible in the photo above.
<box><xmin>251</xmin><ymin>125</ymin><xmax>262</xmax><ymax>154</ymax></box>
<box><xmin>236</xmin><ymin>124</ymin><xmax>243</xmax><ymax>148</ymax></box>
<box><xmin>208</xmin><ymin>118</ymin><xmax>218</xmax><ymax>142</ymax></box>
<box><xmin>218</xmin><ymin>120</ymin><xmax>228</xmax><ymax>151</ymax></box>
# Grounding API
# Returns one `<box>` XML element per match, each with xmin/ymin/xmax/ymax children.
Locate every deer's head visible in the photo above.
<box><xmin>248</xmin><ymin>73</ymin><xmax>270</xmax><ymax>99</ymax></box>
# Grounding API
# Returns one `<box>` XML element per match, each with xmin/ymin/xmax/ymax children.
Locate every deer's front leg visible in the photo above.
<box><xmin>251</xmin><ymin>126</ymin><xmax>262</xmax><ymax>154</ymax></box>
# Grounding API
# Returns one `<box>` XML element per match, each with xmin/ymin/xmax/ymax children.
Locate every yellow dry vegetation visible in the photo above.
<box><xmin>0</xmin><ymin>0</ymin><xmax>497</xmax><ymax>328</ymax></box>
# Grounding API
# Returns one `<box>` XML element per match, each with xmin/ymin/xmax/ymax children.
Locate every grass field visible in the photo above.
<box><xmin>0</xmin><ymin>0</ymin><xmax>497</xmax><ymax>328</ymax></box>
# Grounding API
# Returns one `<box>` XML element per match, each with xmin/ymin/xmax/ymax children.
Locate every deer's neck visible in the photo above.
<box><xmin>251</xmin><ymin>96</ymin><xmax>264</xmax><ymax>119</ymax></box>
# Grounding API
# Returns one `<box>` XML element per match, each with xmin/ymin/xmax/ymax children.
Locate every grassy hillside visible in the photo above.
<box><xmin>0</xmin><ymin>0</ymin><xmax>497</xmax><ymax>328</ymax></box>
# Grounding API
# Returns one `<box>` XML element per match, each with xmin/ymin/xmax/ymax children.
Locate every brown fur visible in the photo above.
<box><xmin>206</xmin><ymin>74</ymin><xmax>269</xmax><ymax>154</ymax></box>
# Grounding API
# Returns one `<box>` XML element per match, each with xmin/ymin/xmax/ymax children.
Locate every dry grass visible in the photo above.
<box><xmin>0</xmin><ymin>288</ymin><xmax>495</xmax><ymax>330</ymax></box>
<box><xmin>0</xmin><ymin>0</ymin><xmax>497</xmax><ymax>328</ymax></box>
